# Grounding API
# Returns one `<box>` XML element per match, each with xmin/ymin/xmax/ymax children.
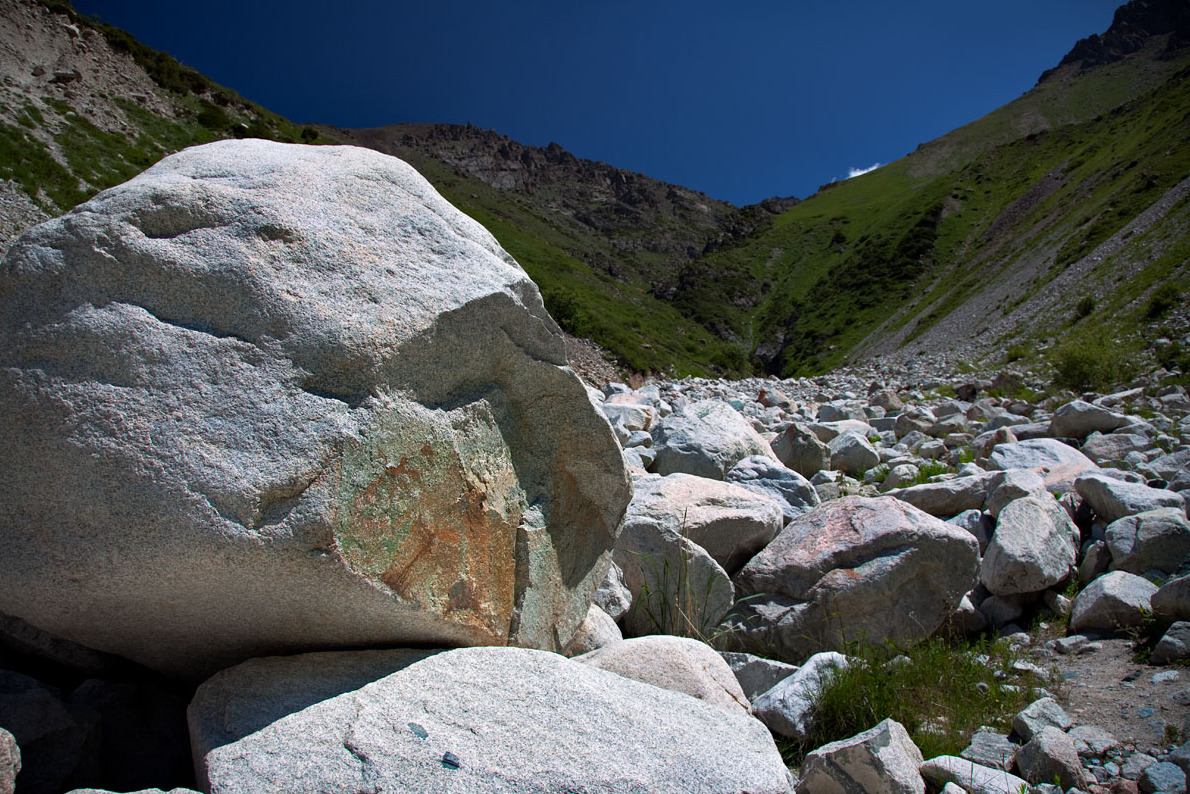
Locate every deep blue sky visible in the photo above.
<box><xmin>72</xmin><ymin>1</ymin><xmax>1123</xmax><ymax>205</ymax></box>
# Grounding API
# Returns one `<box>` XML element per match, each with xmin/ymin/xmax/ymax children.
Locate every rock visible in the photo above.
<box><xmin>718</xmin><ymin>652</ymin><xmax>798</xmax><ymax>701</ymax></box>
<box><xmin>896</xmin><ymin>408</ymin><xmax>936</xmax><ymax>439</ymax></box>
<box><xmin>624</xmin><ymin>471</ymin><xmax>783</xmax><ymax>575</ymax></box>
<box><xmin>650</xmin><ymin>399</ymin><xmax>776</xmax><ymax>480</ymax></box>
<box><xmin>724</xmin><ymin>496</ymin><xmax>978</xmax><ymax>662</ymax></box>
<box><xmin>1067</xmin><ymin>723</ymin><xmax>1120</xmax><ymax>758</ymax></box>
<box><xmin>870</xmin><ymin>389</ymin><xmax>905</xmax><ymax>412</ymax></box>
<box><xmin>881</xmin><ymin>464</ymin><xmax>921</xmax><ymax>492</ymax></box>
<box><xmin>947</xmin><ymin>510</ymin><xmax>995</xmax><ymax>553</ymax></box>
<box><xmin>750</xmin><ymin>652</ymin><xmax>848</xmax><ymax>740</ymax></box>
<box><xmin>1144</xmin><ymin>449</ymin><xmax>1190</xmax><ymax>482</ymax></box>
<box><xmin>988</xmin><ymin>438</ymin><xmax>1098</xmax><ymax>485</ymax></box>
<box><xmin>1081</xmin><ymin>432</ymin><xmax>1155</xmax><ymax>466</ymax></box>
<box><xmin>1153</xmin><ymin>576</ymin><xmax>1190</xmax><ymax>621</ymax></box>
<box><xmin>0</xmin><ymin>727</ymin><xmax>17</xmax><ymax>794</ymax></box>
<box><xmin>65</xmin><ymin>789</ymin><xmax>198</xmax><ymax>794</ymax></box>
<box><xmin>1123</xmin><ymin>753</ymin><xmax>1159</xmax><ymax>781</ymax></box>
<box><xmin>1012</xmin><ymin>697</ymin><xmax>1073</xmax><ymax>741</ymax></box>
<box><xmin>1080</xmin><ymin>539</ymin><xmax>1113</xmax><ymax>585</ymax></box>
<box><xmin>561</xmin><ymin>604</ymin><xmax>622</xmax><ymax>657</ymax></box>
<box><xmin>819</xmin><ymin>401</ymin><xmax>867</xmax><ymax>423</ymax></box>
<box><xmin>1076</xmin><ymin>472</ymin><xmax>1186</xmax><ymax>523</ymax></box>
<box><xmin>942</xmin><ymin>592</ymin><xmax>990</xmax><ymax>636</ymax></box>
<box><xmin>984</xmin><ymin>469</ymin><xmax>1048</xmax><ymax>518</ymax></box>
<box><xmin>198</xmin><ymin>647</ymin><xmax>791</xmax><ymax>794</ymax></box>
<box><xmin>187</xmin><ymin>648</ymin><xmax>440</xmax><ymax>778</ymax></box>
<box><xmin>1050</xmin><ymin>399</ymin><xmax>1132</xmax><ymax>439</ymax></box>
<box><xmin>726</xmin><ymin>455</ymin><xmax>822</xmax><ymax>521</ymax></box>
<box><xmin>575</xmin><ymin>635</ymin><xmax>749</xmax><ymax>714</ymax></box>
<box><xmin>919</xmin><ymin>755</ymin><xmax>1029</xmax><ymax>794</ymax></box>
<box><xmin>828</xmin><ymin>431</ymin><xmax>881</xmax><ymax>476</ymax></box>
<box><xmin>771</xmin><ymin>423</ymin><xmax>831</xmax><ymax>478</ymax></box>
<box><xmin>1015</xmin><ymin>726</ymin><xmax>1089</xmax><ymax>789</ymax></box>
<box><xmin>0</xmin><ymin>612</ymin><xmax>126</xmax><ymax>680</ymax></box>
<box><xmin>1106</xmin><ymin>508</ymin><xmax>1190</xmax><ymax>576</ymax></box>
<box><xmin>592</xmin><ymin>561</ymin><xmax>632</xmax><ymax>621</ymax></box>
<box><xmin>0</xmin><ymin>140</ymin><xmax>630</xmax><ymax>679</ymax></box>
<box><xmin>1151</xmin><ymin>621</ymin><xmax>1190</xmax><ymax>665</ymax></box>
<box><xmin>960</xmin><ymin>730</ymin><xmax>1017</xmax><ymax>771</ymax></box>
<box><xmin>980</xmin><ymin>495</ymin><xmax>1078</xmax><ymax>596</ymax></box>
<box><xmin>1139</xmin><ymin>761</ymin><xmax>1186</xmax><ymax>794</ymax></box>
<box><xmin>1069</xmin><ymin>570</ymin><xmax>1159</xmax><ymax>634</ymax></box>
<box><xmin>612</xmin><ymin>515</ymin><xmax>734</xmax><ymax>639</ymax></box>
<box><xmin>886</xmin><ymin>472</ymin><xmax>999</xmax><ymax>517</ymax></box>
<box><xmin>796</xmin><ymin>718</ymin><xmax>925</xmax><ymax>794</ymax></box>
<box><xmin>979</xmin><ymin>593</ymin><xmax>1024</xmax><ymax>627</ymax></box>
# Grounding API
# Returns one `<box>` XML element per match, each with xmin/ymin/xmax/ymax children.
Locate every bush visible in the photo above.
<box><xmin>1146</xmin><ymin>284</ymin><xmax>1182</xmax><ymax>319</ymax></box>
<box><xmin>1052</xmin><ymin>337</ymin><xmax>1136</xmax><ymax>392</ymax></box>
<box><xmin>1073</xmin><ymin>296</ymin><xmax>1095</xmax><ymax>320</ymax></box>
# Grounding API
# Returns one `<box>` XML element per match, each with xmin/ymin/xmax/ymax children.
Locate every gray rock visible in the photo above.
<box><xmin>724</xmin><ymin>496</ymin><xmax>978</xmax><ymax>663</ymax></box>
<box><xmin>1139</xmin><ymin>761</ymin><xmax>1186</xmax><ymax>794</ymax></box>
<box><xmin>1106</xmin><ymin>508</ymin><xmax>1190</xmax><ymax>575</ymax></box>
<box><xmin>1079</xmin><ymin>539</ymin><xmax>1112</xmax><ymax>585</ymax></box>
<box><xmin>1144</xmin><ymin>449</ymin><xmax>1190</xmax><ymax>482</ymax></box>
<box><xmin>988</xmin><ymin>437</ymin><xmax>1094</xmax><ymax>469</ymax></box>
<box><xmin>1081</xmin><ymin>432</ymin><xmax>1156</xmax><ymax>467</ymax></box>
<box><xmin>575</xmin><ymin>635</ymin><xmax>749</xmax><ymax>714</ymax></box>
<box><xmin>187</xmin><ymin>648</ymin><xmax>440</xmax><ymax>777</ymax></box>
<box><xmin>1153</xmin><ymin>576</ymin><xmax>1190</xmax><ymax>621</ymax></box>
<box><xmin>0</xmin><ymin>727</ymin><xmax>17</xmax><ymax>794</ymax></box>
<box><xmin>593</xmin><ymin>562</ymin><xmax>632</xmax><ymax>622</ymax></box>
<box><xmin>718</xmin><ymin>652</ymin><xmax>798</xmax><ymax>701</ymax></box>
<box><xmin>881</xmin><ymin>463</ymin><xmax>922</xmax><ymax>492</ymax></box>
<box><xmin>624</xmin><ymin>471</ymin><xmax>784</xmax><ymax>575</ymax></box>
<box><xmin>896</xmin><ymin>409</ymin><xmax>936</xmax><ymax>439</ymax></box>
<box><xmin>561</xmin><ymin>604</ymin><xmax>623</xmax><ymax>657</ymax></box>
<box><xmin>726</xmin><ymin>455</ymin><xmax>822</xmax><ymax>522</ymax></box>
<box><xmin>960</xmin><ymin>730</ymin><xmax>1017</xmax><ymax>771</ymax></box>
<box><xmin>198</xmin><ymin>647</ymin><xmax>791</xmax><ymax>794</ymax></box>
<box><xmin>651</xmin><ymin>399</ymin><xmax>777</xmax><ymax>480</ymax></box>
<box><xmin>1012</xmin><ymin>697</ymin><xmax>1073</xmax><ymax>741</ymax></box>
<box><xmin>828</xmin><ymin>431</ymin><xmax>881</xmax><ymax>477</ymax></box>
<box><xmin>918</xmin><ymin>755</ymin><xmax>1029</xmax><ymax>794</ymax></box>
<box><xmin>0</xmin><ymin>669</ymin><xmax>86</xmax><ymax>794</ymax></box>
<box><xmin>1123</xmin><ymin>752</ymin><xmax>1159</xmax><ymax>780</ymax></box>
<box><xmin>66</xmin><ymin>789</ymin><xmax>199</xmax><ymax>794</ymax></box>
<box><xmin>796</xmin><ymin>718</ymin><xmax>925</xmax><ymax>794</ymax></box>
<box><xmin>750</xmin><ymin>652</ymin><xmax>848</xmax><ymax>740</ymax></box>
<box><xmin>947</xmin><ymin>509</ymin><xmax>995</xmax><ymax>553</ymax></box>
<box><xmin>1152</xmin><ymin>621</ymin><xmax>1190</xmax><ymax>665</ymax></box>
<box><xmin>1050</xmin><ymin>399</ymin><xmax>1132</xmax><ymax>439</ymax></box>
<box><xmin>979</xmin><ymin>593</ymin><xmax>1024</xmax><ymax>627</ymax></box>
<box><xmin>771</xmin><ymin>423</ymin><xmax>832</xmax><ymax>478</ymax></box>
<box><xmin>980</xmin><ymin>496</ymin><xmax>1078</xmax><ymax>596</ymax></box>
<box><xmin>0</xmin><ymin>140</ymin><xmax>630</xmax><ymax>679</ymax></box>
<box><xmin>0</xmin><ymin>613</ymin><xmax>124</xmax><ymax>679</ymax></box>
<box><xmin>1069</xmin><ymin>570</ymin><xmax>1159</xmax><ymax>634</ymax></box>
<box><xmin>886</xmin><ymin>472</ymin><xmax>999</xmax><ymax>517</ymax></box>
<box><xmin>942</xmin><ymin>592</ymin><xmax>990</xmax><ymax>636</ymax></box>
<box><xmin>1014</xmin><ymin>726</ymin><xmax>1089</xmax><ymax>789</ymax></box>
<box><xmin>819</xmin><ymin>401</ymin><xmax>867</xmax><ymax>423</ymax></box>
<box><xmin>984</xmin><ymin>469</ymin><xmax>1048</xmax><ymax>518</ymax></box>
<box><xmin>612</xmin><ymin>515</ymin><xmax>734</xmax><ymax>639</ymax></box>
<box><xmin>1076</xmin><ymin>472</ymin><xmax>1186</xmax><ymax>523</ymax></box>
<box><xmin>1067</xmin><ymin>723</ymin><xmax>1120</xmax><ymax>757</ymax></box>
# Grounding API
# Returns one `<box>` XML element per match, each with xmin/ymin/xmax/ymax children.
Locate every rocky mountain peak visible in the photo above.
<box><xmin>1041</xmin><ymin>0</ymin><xmax>1190</xmax><ymax>80</ymax></box>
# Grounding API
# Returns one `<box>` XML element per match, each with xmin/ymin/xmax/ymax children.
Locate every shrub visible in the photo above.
<box><xmin>1146</xmin><ymin>283</ymin><xmax>1182</xmax><ymax>319</ymax></box>
<box><xmin>1073</xmin><ymin>296</ymin><xmax>1095</xmax><ymax>320</ymax></box>
<box><xmin>782</xmin><ymin>637</ymin><xmax>1047</xmax><ymax>766</ymax></box>
<box><xmin>1052</xmin><ymin>336</ymin><xmax>1136</xmax><ymax>392</ymax></box>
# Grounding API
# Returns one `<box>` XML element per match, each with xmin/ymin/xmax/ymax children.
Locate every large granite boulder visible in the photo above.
<box><xmin>624</xmin><ymin>472</ymin><xmax>783</xmax><ymax>575</ymax></box>
<box><xmin>0</xmin><ymin>140</ymin><xmax>631</xmax><ymax>679</ymax></box>
<box><xmin>1075</xmin><ymin>472</ymin><xmax>1186</xmax><ymax>523</ymax></box>
<box><xmin>770</xmin><ymin>423</ymin><xmax>831</xmax><ymax>478</ymax></box>
<box><xmin>723</xmin><ymin>497</ymin><xmax>979</xmax><ymax>662</ymax></box>
<box><xmin>979</xmin><ymin>496</ymin><xmax>1078</xmax><ymax>596</ymax></box>
<box><xmin>194</xmin><ymin>647</ymin><xmax>791</xmax><ymax>794</ymax></box>
<box><xmin>1105</xmin><ymin>508</ymin><xmax>1190</xmax><ymax>576</ymax></box>
<box><xmin>650</xmin><ymin>399</ymin><xmax>776</xmax><ymax>480</ymax></box>
<box><xmin>1049</xmin><ymin>399</ymin><xmax>1131</xmax><ymax>439</ymax></box>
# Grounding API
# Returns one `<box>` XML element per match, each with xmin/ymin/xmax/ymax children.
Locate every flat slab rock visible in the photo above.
<box><xmin>196</xmin><ymin>646</ymin><xmax>791</xmax><ymax>794</ymax></box>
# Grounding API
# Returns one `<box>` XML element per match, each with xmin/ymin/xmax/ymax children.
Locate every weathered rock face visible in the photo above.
<box><xmin>979</xmin><ymin>495</ymin><xmax>1078</xmax><ymax>596</ymax></box>
<box><xmin>724</xmin><ymin>496</ymin><xmax>979</xmax><ymax>663</ymax></box>
<box><xmin>196</xmin><ymin>647</ymin><xmax>791</xmax><ymax>794</ymax></box>
<box><xmin>0</xmin><ymin>140</ymin><xmax>631</xmax><ymax>678</ymax></box>
<box><xmin>650</xmin><ymin>399</ymin><xmax>776</xmax><ymax>480</ymax></box>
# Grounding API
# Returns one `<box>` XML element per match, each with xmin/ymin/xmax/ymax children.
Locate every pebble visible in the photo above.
<box><xmin>1152</xmin><ymin>670</ymin><xmax>1180</xmax><ymax>684</ymax></box>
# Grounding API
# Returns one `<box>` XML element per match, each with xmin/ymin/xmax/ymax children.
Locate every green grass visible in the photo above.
<box><xmin>782</xmin><ymin>637</ymin><xmax>1051</xmax><ymax>767</ymax></box>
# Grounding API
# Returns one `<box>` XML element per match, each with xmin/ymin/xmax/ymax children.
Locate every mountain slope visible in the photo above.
<box><xmin>673</xmin><ymin>0</ymin><xmax>1190</xmax><ymax>376</ymax></box>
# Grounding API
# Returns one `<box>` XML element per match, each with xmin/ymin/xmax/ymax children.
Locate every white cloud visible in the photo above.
<box><xmin>846</xmin><ymin>163</ymin><xmax>882</xmax><ymax>179</ymax></box>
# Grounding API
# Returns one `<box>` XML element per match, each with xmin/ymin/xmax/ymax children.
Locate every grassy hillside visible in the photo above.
<box><xmin>678</xmin><ymin>39</ymin><xmax>1190</xmax><ymax>376</ymax></box>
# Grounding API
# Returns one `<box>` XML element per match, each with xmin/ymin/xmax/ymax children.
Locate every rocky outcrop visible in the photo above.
<box><xmin>0</xmin><ymin>140</ymin><xmax>630</xmax><ymax>679</ymax></box>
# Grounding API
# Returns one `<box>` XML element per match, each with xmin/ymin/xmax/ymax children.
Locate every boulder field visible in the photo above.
<box><xmin>1</xmin><ymin>141</ymin><xmax>1190</xmax><ymax>792</ymax></box>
